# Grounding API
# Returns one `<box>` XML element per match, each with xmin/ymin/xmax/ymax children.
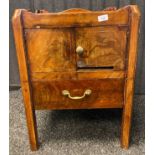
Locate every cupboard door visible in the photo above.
<box><xmin>25</xmin><ymin>28</ymin><xmax>75</xmax><ymax>73</ymax></box>
<box><xmin>75</xmin><ymin>26</ymin><xmax>127</xmax><ymax>70</ymax></box>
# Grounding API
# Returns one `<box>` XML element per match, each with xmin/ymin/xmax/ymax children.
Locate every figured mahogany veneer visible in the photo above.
<box><xmin>12</xmin><ymin>5</ymin><xmax>140</xmax><ymax>151</ymax></box>
<box><xmin>76</xmin><ymin>26</ymin><xmax>127</xmax><ymax>69</ymax></box>
<box><xmin>32</xmin><ymin>79</ymin><xmax>124</xmax><ymax>109</ymax></box>
<box><xmin>25</xmin><ymin>28</ymin><xmax>75</xmax><ymax>72</ymax></box>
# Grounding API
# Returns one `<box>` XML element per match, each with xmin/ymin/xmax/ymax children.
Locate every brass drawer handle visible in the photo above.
<box><xmin>62</xmin><ymin>89</ymin><xmax>92</xmax><ymax>100</ymax></box>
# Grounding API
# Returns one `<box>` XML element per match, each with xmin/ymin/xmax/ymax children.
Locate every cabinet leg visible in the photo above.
<box><xmin>121</xmin><ymin>107</ymin><xmax>132</xmax><ymax>149</ymax></box>
<box><xmin>22</xmin><ymin>84</ymin><xmax>39</xmax><ymax>151</ymax></box>
<box><xmin>25</xmin><ymin>109</ymin><xmax>39</xmax><ymax>151</ymax></box>
<box><xmin>121</xmin><ymin>79</ymin><xmax>134</xmax><ymax>149</ymax></box>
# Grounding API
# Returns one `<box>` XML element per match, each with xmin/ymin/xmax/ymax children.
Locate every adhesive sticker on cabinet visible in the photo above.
<box><xmin>98</xmin><ymin>14</ymin><xmax>108</xmax><ymax>22</ymax></box>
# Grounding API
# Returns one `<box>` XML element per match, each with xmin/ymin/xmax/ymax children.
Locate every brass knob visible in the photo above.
<box><xmin>76</xmin><ymin>46</ymin><xmax>84</xmax><ymax>55</ymax></box>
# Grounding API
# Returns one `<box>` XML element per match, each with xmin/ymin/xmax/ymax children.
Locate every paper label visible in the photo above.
<box><xmin>98</xmin><ymin>14</ymin><xmax>108</xmax><ymax>22</ymax></box>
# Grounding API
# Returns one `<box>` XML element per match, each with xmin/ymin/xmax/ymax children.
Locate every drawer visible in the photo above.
<box><xmin>31</xmin><ymin>79</ymin><xmax>124</xmax><ymax>110</ymax></box>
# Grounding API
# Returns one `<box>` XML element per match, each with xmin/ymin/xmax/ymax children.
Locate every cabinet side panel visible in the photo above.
<box><xmin>121</xmin><ymin>6</ymin><xmax>141</xmax><ymax>148</ymax></box>
<box><xmin>12</xmin><ymin>10</ymin><xmax>39</xmax><ymax>151</ymax></box>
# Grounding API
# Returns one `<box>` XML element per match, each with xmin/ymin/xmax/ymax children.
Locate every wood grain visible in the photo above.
<box><xmin>22</xmin><ymin>7</ymin><xmax>129</xmax><ymax>28</ymax></box>
<box><xmin>9</xmin><ymin>0</ymin><xmax>33</xmax><ymax>86</ymax></box>
<box><xmin>25</xmin><ymin>28</ymin><xmax>75</xmax><ymax>72</ymax></box>
<box><xmin>12</xmin><ymin>10</ymin><xmax>39</xmax><ymax>151</ymax></box>
<box><xmin>30</xmin><ymin>70</ymin><xmax>125</xmax><ymax>81</ymax></box>
<box><xmin>12</xmin><ymin>5</ymin><xmax>141</xmax><ymax>150</ymax></box>
<box><xmin>10</xmin><ymin>1</ymin><xmax>145</xmax><ymax>95</ymax></box>
<box><xmin>121</xmin><ymin>5</ymin><xmax>141</xmax><ymax>149</ymax></box>
<box><xmin>77</xmin><ymin>70</ymin><xmax>125</xmax><ymax>79</ymax></box>
<box><xmin>31</xmin><ymin>79</ymin><xmax>124</xmax><ymax>110</ymax></box>
<box><xmin>76</xmin><ymin>26</ymin><xmax>127</xmax><ymax>70</ymax></box>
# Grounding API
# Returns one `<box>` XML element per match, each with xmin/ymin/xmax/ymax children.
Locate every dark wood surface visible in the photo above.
<box><xmin>12</xmin><ymin>10</ymin><xmax>38</xmax><ymax>151</ymax></box>
<box><xmin>12</xmin><ymin>5</ymin><xmax>140</xmax><ymax>150</ymax></box>
<box><xmin>22</xmin><ymin>8</ymin><xmax>129</xmax><ymax>28</ymax></box>
<box><xmin>121</xmin><ymin>5</ymin><xmax>141</xmax><ymax>148</ymax></box>
<box><xmin>30</xmin><ymin>70</ymin><xmax>125</xmax><ymax>81</ymax></box>
<box><xmin>32</xmin><ymin>79</ymin><xmax>124</xmax><ymax>110</ymax></box>
<box><xmin>25</xmin><ymin>28</ymin><xmax>75</xmax><ymax>72</ymax></box>
<box><xmin>10</xmin><ymin>0</ymin><xmax>145</xmax><ymax>95</ymax></box>
<box><xmin>9</xmin><ymin>0</ymin><xmax>33</xmax><ymax>87</ymax></box>
<box><xmin>25</xmin><ymin>26</ymin><xmax>127</xmax><ymax>72</ymax></box>
<box><xmin>76</xmin><ymin>26</ymin><xmax>127</xmax><ymax>70</ymax></box>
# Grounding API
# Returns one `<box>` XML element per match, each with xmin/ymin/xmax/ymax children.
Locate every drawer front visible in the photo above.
<box><xmin>31</xmin><ymin>79</ymin><xmax>124</xmax><ymax>109</ymax></box>
<box><xmin>25</xmin><ymin>29</ymin><xmax>75</xmax><ymax>72</ymax></box>
<box><xmin>75</xmin><ymin>26</ymin><xmax>127</xmax><ymax>70</ymax></box>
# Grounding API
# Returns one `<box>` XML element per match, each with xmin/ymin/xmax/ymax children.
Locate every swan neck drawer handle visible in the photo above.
<box><xmin>62</xmin><ymin>89</ymin><xmax>92</xmax><ymax>100</ymax></box>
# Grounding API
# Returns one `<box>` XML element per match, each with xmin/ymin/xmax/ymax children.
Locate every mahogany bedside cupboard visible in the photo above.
<box><xmin>12</xmin><ymin>5</ymin><xmax>140</xmax><ymax>151</ymax></box>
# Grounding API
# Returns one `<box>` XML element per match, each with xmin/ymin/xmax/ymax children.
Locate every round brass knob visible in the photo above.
<box><xmin>76</xmin><ymin>46</ymin><xmax>84</xmax><ymax>55</ymax></box>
